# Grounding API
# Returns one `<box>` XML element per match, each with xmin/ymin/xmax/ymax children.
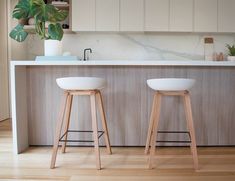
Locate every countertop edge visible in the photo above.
<box><xmin>10</xmin><ymin>60</ymin><xmax>235</xmax><ymax>67</ymax></box>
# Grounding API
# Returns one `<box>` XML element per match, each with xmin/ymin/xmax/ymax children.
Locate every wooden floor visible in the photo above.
<box><xmin>0</xmin><ymin>120</ymin><xmax>235</xmax><ymax>181</ymax></box>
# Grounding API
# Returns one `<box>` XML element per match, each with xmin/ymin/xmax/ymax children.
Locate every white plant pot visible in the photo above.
<box><xmin>44</xmin><ymin>40</ymin><xmax>62</xmax><ymax>56</ymax></box>
<box><xmin>227</xmin><ymin>56</ymin><xmax>235</xmax><ymax>61</ymax></box>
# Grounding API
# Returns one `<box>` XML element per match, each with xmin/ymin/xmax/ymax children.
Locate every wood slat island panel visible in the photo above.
<box><xmin>24</xmin><ymin>66</ymin><xmax>235</xmax><ymax>148</ymax></box>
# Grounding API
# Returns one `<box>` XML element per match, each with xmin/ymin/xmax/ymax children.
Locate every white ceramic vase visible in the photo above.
<box><xmin>44</xmin><ymin>40</ymin><xmax>62</xmax><ymax>56</ymax></box>
<box><xmin>227</xmin><ymin>56</ymin><xmax>235</xmax><ymax>61</ymax></box>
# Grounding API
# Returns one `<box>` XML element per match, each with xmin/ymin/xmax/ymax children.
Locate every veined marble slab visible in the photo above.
<box><xmin>26</xmin><ymin>33</ymin><xmax>235</xmax><ymax>61</ymax></box>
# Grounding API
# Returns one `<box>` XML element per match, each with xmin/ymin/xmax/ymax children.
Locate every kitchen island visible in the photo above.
<box><xmin>11</xmin><ymin>60</ymin><xmax>235</xmax><ymax>154</ymax></box>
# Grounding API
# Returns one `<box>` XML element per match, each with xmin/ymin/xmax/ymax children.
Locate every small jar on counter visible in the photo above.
<box><xmin>213</xmin><ymin>52</ymin><xmax>225</xmax><ymax>61</ymax></box>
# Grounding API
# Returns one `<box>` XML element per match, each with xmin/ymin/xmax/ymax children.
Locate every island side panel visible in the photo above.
<box><xmin>11</xmin><ymin>65</ymin><xmax>29</xmax><ymax>154</ymax></box>
<box><xmin>26</xmin><ymin>66</ymin><xmax>235</xmax><ymax>146</ymax></box>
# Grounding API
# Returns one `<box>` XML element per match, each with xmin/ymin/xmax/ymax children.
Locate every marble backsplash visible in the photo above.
<box><xmin>26</xmin><ymin>32</ymin><xmax>235</xmax><ymax>60</ymax></box>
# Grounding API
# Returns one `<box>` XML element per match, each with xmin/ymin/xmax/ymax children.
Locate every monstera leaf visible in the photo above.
<box><xmin>32</xmin><ymin>3</ymin><xmax>68</xmax><ymax>22</ymax></box>
<box><xmin>46</xmin><ymin>5</ymin><xmax>68</xmax><ymax>22</ymax></box>
<box><xmin>48</xmin><ymin>23</ymin><xmax>64</xmax><ymax>41</ymax></box>
<box><xmin>10</xmin><ymin>0</ymin><xmax>68</xmax><ymax>42</ymax></box>
<box><xmin>12</xmin><ymin>0</ymin><xmax>32</xmax><ymax>19</ymax></box>
<box><xmin>9</xmin><ymin>24</ymin><xmax>28</xmax><ymax>42</ymax></box>
<box><xmin>35</xmin><ymin>21</ymin><xmax>46</xmax><ymax>39</ymax></box>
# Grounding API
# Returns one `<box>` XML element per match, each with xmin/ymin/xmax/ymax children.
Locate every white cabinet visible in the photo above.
<box><xmin>145</xmin><ymin>0</ymin><xmax>169</xmax><ymax>31</ymax></box>
<box><xmin>96</xmin><ymin>0</ymin><xmax>119</xmax><ymax>31</ymax></box>
<box><xmin>169</xmin><ymin>0</ymin><xmax>193</xmax><ymax>32</ymax></box>
<box><xmin>218</xmin><ymin>0</ymin><xmax>235</xmax><ymax>32</ymax></box>
<box><xmin>72</xmin><ymin>0</ymin><xmax>95</xmax><ymax>31</ymax></box>
<box><xmin>194</xmin><ymin>0</ymin><xmax>218</xmax><ymax>32</ymax></box>
<box><xmin>71</xmin><ymin>0</ymin><xmax>233</xmax><ymax>33</ymax></box>
<box><xmin>120</xmin><ymin>0</ymin><xmax>144</xmax><ymax>31</ymax></box>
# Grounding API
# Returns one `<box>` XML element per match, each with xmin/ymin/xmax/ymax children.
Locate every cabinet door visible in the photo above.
<box><xmin>145</xmin><ymin>0</ymin><xmax>169</xmax><ymax>31</ymax></box>
<box><xmin>72</xmin><ymin>0</ymin><xmax>95</xmax><ymax>31</ymax></box>
<box><xmin>218</xmin><ymin>0</ymin><xmax>235</xmax><ymax>32</ymax></box>
<box><xmin>169</xmin><ymin>0</ymin><xmax>193</xmax><ymax>32</ymax></box>
<box><xmin>120</xmin><ymin>0</ymin><xmax>144</xmax><ymax>31</ymax></box>
<box><xmin>194</xmin><ymin>0</ymin><xmax>218</xmax><ymax>32</ymax></box>
<box><xmin>96</xmin><ymin>0</ymin><xmax>119</xmax><ymax>31</ymax></box>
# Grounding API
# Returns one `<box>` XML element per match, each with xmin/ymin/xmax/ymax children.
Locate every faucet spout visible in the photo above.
<box><xmin>83</xmin><ymin>48</ymin><xmax>93</xmax><ymax>61</ymax></box>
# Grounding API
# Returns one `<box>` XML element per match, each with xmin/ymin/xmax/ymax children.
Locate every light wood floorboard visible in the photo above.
<box><xmin>0</xmin><ymin>120</ymin><xmax>235</xmax><ymax>181</ymax></box>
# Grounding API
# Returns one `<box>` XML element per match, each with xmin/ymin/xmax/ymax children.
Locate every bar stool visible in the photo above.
<box><xmin>50</xmin><ymin>77</ymin><xmax>112</xmax><ymax>170</ymax></box>
<box><xmin>145</xmin><ymin>78</ymin><xmax>198</xmax><ymax>170</ymax></box>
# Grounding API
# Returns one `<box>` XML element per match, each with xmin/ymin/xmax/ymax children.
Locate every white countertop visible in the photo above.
<box><xmin>11</xmin><ymin>60</ymin><xmax>235</xmax><ymax>67</ymax></box>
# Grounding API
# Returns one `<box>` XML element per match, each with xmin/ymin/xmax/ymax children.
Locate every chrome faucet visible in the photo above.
<box><xmin>83</xmin><ymin>48</ymin><xmax>92</xmax><ymax>61</ymax></box>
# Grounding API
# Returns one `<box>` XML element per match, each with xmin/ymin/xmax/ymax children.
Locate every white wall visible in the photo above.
<box><xmin>26</xmin><ymin>33</ymin><xmax>235</xmax><ymax>61</ymax></box>
<box><xmin>0</xmin><ymin>0</ymin><xmax>9</xmax><ymax>121</ymax></box>
<box><xmin>10</xmin><ymin>0</ymin><xmax>28</xmax><ymax>60</ymax></box>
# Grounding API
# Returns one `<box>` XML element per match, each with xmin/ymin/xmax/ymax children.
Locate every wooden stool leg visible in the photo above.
<box><xmin>183</xmin><ymin>93</ymin><xmax>199</xmax><ymax>170</ymax></box>
<box><xmin>50</xmin><ymin>92</ymin><xmax>69</xmax><ymax>169</ymax></box>
<box><xmin>90</xmin><ymin>93</ymin><xmax>101</xmax><ymax>170</ymax></box>
<box><xmin>61</xmin><ymin>95</ymin><xmax>73</xmax><ymax>153</ymax></box>
<box><xmin>145</xmin><ymin>94</ymin><xmax>157</xmax><ymax>155</ymax></box>
<box><xmin>149</xmin><ymin>93</ymin><xmax>162</xmax><ymax>169</ymax></box>
<box><xmin>96</xmin><ymin>91</ymin><xmax>112</xmax><ymax>155</ymax></box>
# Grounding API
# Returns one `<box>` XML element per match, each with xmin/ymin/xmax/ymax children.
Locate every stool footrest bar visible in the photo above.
<box><xmin>59</xmin><ymin>130</ymin><xmax>104</xmax><ymax>143</ymax></box>
<box><xmin>158</xmin><ymin>131</ymin><xmax>190</xmax><ymax>134</ymax></box>
<box><xmin>156</xmin><ymin>131</ymin><xmax>191</xmax><ymax>144</ymax></box>
<box><xmin>156</xmin><ymin>140</ymin><xmax>191</xmax><ymax>143</ymax></box>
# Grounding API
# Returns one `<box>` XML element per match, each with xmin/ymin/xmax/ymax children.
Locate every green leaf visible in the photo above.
<box><xmin>32</xmin><ymin>3</ymin><xmax>68</xmax><ymax>23</ymax></box>
<box><xmin>45</xmin><ymin>5</ymin><xmax>68</xmax><ymax>22</ymax></box>
<box><xmin>12</xmin><ymin>0</ymin><xmax>32</xmax><ymax>19</ymax></box>
<box><xmin>226</xmin><ymin>44</ymin><xmax>235</xmax><ymax>56</ymax></box>
<box><xmin>35</xmin><ymin>21</ymin><xmax>46</xmax><ymax>39</ymax></box>
<box><xmin>9</xmin><ymin>24</ymin><xmax>28</xmax><ymax>42</ymax></box>
<box><xmin>31</xmin><ymin>0</ymin><xmax>46</xmax><ymax>21</ymax></box>
<box><xmin>48</xmin><ymin>23</ymin><xmax>63</xmax><ymax>41</ymax></box>
<box><xmin>10</xmin><ymin>0</ymin><xmax>67</xmax><ymax>42</ymax></box>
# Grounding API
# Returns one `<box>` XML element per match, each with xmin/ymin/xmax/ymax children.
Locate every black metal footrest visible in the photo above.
<box><xmin>156</xmin><ymin>131</ymin><xmax>191</xmax><ymax>143</ymax></box>
<box><xmin>59</xmin><ymin>130</ymin><xmax>104</xmax><ymax>143</ymax></box>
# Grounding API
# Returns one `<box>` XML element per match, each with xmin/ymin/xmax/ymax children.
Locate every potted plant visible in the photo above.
<box><xmin>9</xmin><ymin>0</ymin><xmax>68</xmax><ymax>56</ymax></box>
<box><xmin>226</xmin><ymin>44</ymin><xmax>235</xmax><ymax>61</ymax></box>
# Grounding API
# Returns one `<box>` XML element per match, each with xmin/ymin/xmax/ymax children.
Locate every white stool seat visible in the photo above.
<box><xmin>147</xmin><ymin>78</ymin><xmax>195</xmax><ymax>91</ymax></box>
<box><xmin>56</xmin><ymin>77</ymin><xmax>106</xmax><ymax>90</ymax></box>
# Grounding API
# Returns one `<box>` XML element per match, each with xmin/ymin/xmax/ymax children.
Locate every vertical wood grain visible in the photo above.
<box><xmin>26</xmin><ymin>66</ymin><xmax>235</xmax><ymax>146</ymax></box>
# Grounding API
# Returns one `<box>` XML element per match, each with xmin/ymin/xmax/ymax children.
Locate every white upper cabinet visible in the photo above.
<box><xmin>72</xmin><ymin>0</ymin><xmax>95</xmax><ymax>31</ymax></box>
<box><xmin>218</xmin><ymin>0</ymin><xmax>235</xmax><ymax>32</ymax></box>
<box><xmin>71</xmin><ymin>0</ymin><xmax>232</xmax><ymax>33</ymax></box>
<box><xmin>169</xmin><ymin>0</ymin><xmax>193</xmax><ymax>32</ymax></box>
<box><xmin>145</xmin><ymin>0</ymin><xmax>169</xmax><ymax>31</ymax></box>
<box><xmin>194</xmin><ymin>0</ymin><xmax>218</xmax><ymax>32</ymax></box>
<box><xmin>120</xmin><ymin>0</ymin><xmax>144</xmax><ymax>31</ymax></box>
<box><xmin>96</xmin><ymin>0</ymin><xmax>119</xmax><ymax>31</ymax></box>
